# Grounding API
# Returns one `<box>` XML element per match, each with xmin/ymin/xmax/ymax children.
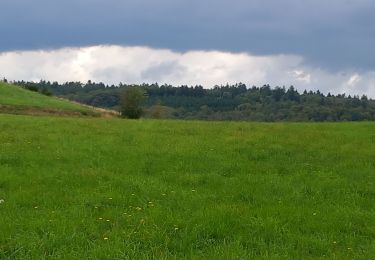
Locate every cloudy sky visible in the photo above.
<box><xmin>1</xmin><ymin>0</ymin><xmax>374</xmax><ymax>96</ymax></box>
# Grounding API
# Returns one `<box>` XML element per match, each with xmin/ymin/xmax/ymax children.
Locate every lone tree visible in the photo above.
<box><xmin>120</xmin><ymin>86</ymin><xmax>146</xmax><ymax>119</ymax></box>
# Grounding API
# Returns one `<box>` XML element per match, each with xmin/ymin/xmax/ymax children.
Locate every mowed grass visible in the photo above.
<box><xmin>0</xmin><ymin>82</ymin><xmax>93</xmax><ymax>114</ymax></box>
<box><xmin>0</xmin><ymin>115</ymin><xmax>374</xmax><ymax>259</ymax></box>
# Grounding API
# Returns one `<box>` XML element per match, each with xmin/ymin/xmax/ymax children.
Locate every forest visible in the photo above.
<box><xmin>13</xmin><ymin>80</ymin><xmax>375</xmax><ymax>121</ymax></box>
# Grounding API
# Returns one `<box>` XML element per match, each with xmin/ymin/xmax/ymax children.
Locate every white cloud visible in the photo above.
<box><xmin>347</xmin><ymin>74</ymin><xmax>362</xmax><ymax>86</ymax></box>
<box><xmin>0</xmin><ymin>45</ymin><xmax>374</xmax><ymax>97</ymax></box>
<box><xmin>291</xmin><ymin>70</ymin><xmax>311</xmax><ymax>83</ymax></box>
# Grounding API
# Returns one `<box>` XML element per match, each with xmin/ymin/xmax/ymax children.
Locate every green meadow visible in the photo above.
<box><xmin>0</xmin><ymin>114</ymin><xmax>374</xmax><ymax>259</ymax></box>
<box><xmin>0</xmin><ymin>82</ymin><xmax>96</xmax><ymax>116</ymax></box>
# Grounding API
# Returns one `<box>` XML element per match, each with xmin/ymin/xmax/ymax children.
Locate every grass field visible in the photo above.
<box><xmin>0</xmin><ymin>114</ymin><xmax>374</xmax><ymax>259</ymax></box>
<box><xmin>0</xmin><ymin>82</ymin><xmax>97</xmax><ymax>116</ymax></box>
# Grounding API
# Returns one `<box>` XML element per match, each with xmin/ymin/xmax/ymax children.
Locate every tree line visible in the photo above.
<box><xmin>12</xmin><ymin>80</ymin><xmax>375</xmax><ymax>121</ymax></box>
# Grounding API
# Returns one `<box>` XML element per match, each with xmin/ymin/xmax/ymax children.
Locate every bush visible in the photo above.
<box><xmin>23</xmin><ymin>85</ymin><xmax>39</xmax><ymax>92</ymax></box>
<box><xmin>120</xmin><ymin>86</ymin><xmax>146</xmax><ymax>119</ymax></box>
<box><xmin>40</xmin><ymin>88</ymin><xmax>52</xmax><ymax>96</ymax></box>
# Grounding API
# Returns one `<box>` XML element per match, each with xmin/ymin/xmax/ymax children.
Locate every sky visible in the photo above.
<box><xmin>0</xmin><ymin>0</ymin><xmax>374</xmax><ymax>97</ymax></box>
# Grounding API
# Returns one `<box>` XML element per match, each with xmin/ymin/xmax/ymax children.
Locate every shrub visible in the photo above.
<box><xmin>23</xmin><ymin>85</ymin><xmax>39</xmax><ymax>92</ymax></box>
<box><xmin>120</xmin><ymin>86</ymin><xmax>146</xmax><ymax>119</ymax></box>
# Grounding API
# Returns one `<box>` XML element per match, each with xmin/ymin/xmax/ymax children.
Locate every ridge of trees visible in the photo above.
<box><xmin>12</xmin><ymin>80</ymin><xmax>375</xmax><ymax>121</ymax></box>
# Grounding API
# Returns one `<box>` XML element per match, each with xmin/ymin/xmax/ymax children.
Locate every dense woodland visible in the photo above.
<box><xmin>12</xmin><ymin>80</ymin><xmax>375</xmax><ymax>121</ymax></box>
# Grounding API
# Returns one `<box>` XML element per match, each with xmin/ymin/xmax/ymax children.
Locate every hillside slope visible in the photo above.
<box><xmin>15</xmin><ymin>80</ymin><xmax>375</xmax><ymax>121</ymax></box>
<box><xmin>0</xmin><ymin>82</ymin><xmax>101</xmax><ymax>116</ymax></box>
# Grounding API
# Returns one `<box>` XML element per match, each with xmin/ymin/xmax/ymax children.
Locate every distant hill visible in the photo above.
<box><xmin>14</xmin><ymin>80</ymin><xmax>375</xmax><ymax>121</ymax></box>
<box><xmin>0</xmin><ymin>82</ymin><xmax>116</xmax><ymax>117</ymax></box>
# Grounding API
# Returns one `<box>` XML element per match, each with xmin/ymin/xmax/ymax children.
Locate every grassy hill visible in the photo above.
<box><xmin>0</xmin><ymin>115</ymin><xmax>374</xmax><ymax>258</ymax></box>
<box><xmin>0</xmin><ymin>82</ymin><xmax>101</xmax><ymax>116</ymax></box>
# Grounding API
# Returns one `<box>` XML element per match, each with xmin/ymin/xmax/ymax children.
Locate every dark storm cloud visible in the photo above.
<box><xmin>1</xmin><ymin>0</ymin><xmax>374</xmax><ymax>70</ymax></box>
